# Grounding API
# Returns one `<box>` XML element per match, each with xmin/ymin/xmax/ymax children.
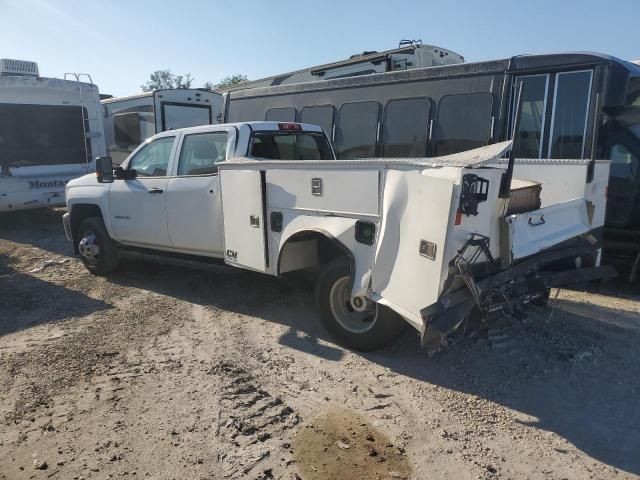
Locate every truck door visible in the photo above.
<box><xmin>153</xmin><ymin>89</ymin><xmax>224</xmax><ymax>132</ymax></box>
<box><xmin>165</xmin><ymin>128</ymin><xmax>234</xmax><ymax>255</ymax></box>
<box><xmin>108</xmin><ymin>135</ymin><xmax>177</xmax><ymax>247</ymax></box>
<box><xmin>218</xmin><ymin>169</ymin><xmax>269</xmax><ymax>272</ymax></box>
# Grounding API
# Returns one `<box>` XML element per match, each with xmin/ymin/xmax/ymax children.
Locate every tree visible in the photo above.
<box><xmin>205</xmin><ymin>74</ymin><xmax>249</xmax><ymax>90</ymax></box>
<box><xmin>141</xmin><ymin>70</ymin><xmax>194</xmax><ymax>92</ymax></box>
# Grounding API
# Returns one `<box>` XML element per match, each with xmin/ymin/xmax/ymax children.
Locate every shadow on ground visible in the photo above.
<box><xmin>0</xmin><ymin>260</ymin><xmax>111</xmax><ymax>336</ymax></box>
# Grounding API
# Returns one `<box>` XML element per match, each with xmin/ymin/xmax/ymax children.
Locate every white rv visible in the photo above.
<box><xmin>101</xmin><ymin>89</ymin><xmax>224</xmax><ymax>166</ymax></box>
<box><xmin>218</xmin><ymin>40</ymin><xmax>465</xmax><ymax>91</ymax></box>
<box><xmin>0</xmin><ymin>59</ymin><xmax>105</xmax><ymax>212</ymax></box>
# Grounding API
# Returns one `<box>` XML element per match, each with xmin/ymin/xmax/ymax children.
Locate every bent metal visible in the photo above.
<box><xmin>28</xmin><ymin>179</ymin><xmax>69</xmax><ymax>189</ymax></box>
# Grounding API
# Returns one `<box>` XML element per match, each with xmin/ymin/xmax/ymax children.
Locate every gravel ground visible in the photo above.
<box><xmin>0</xmin><ymin>209</ymin><xmax>639</xmax><ymax>480</ymax></box>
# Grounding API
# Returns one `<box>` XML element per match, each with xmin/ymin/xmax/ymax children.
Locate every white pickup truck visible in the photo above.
<box><xmin>63</xmin><ymin>121</ymin><xmax>615</xmax><ymax>352</ymax></box>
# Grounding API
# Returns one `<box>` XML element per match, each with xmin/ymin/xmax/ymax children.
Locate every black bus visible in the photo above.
<box><xmin>224</xmin><ymin>53</ymin><xmax>640</xmax><ymax>278</ymax></box>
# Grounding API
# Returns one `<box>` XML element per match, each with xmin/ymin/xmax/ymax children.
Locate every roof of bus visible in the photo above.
<box><xmin>228</xmin><ymin>51</ymin><xmax>635</xmax><ymax>100</ymax></box>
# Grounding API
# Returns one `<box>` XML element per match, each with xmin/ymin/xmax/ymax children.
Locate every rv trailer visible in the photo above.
<box><xmin>218</xmin><ymin>40</ymin><xmax>464</xmax><ymax>92</ymax></box>
<box><xmin>0</xmin><ymin>59</ymin><xmax>105</xmax><ymax>212</ymax></box>
<box><xmin>223</xmin><ymin>52</ymin><xmax>640</xmax><ymax>279</ymax></box>
<box><xmin>101</xmin><ymin>89</ymin><xmax>224</xmax><ymax>166</ymax></box>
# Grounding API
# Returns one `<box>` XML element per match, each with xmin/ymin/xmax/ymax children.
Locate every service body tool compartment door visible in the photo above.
<box><xmin>371</xmin><ymin>170</ymin><xmax>455</xmax><ymax>329</ymax></box>
<box><xmin>505</xmin><ymin>197</ymin><xmax>590</xmax><ymax>261</ymax></box>
<box><xmin>219</xmin><ymin>169</ymin><xmax>268</xmax><ymax>272</ymax></box>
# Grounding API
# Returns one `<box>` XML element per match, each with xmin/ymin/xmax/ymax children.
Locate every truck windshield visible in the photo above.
<box><xmin>250</xmin><ymin>131</ymin><xmax>333</xmax><ymax>160</ymax></box>
<box><xmin>0</xmin><ymin>104</ymin><xmax>89</xmax><ymax>168</ymax></box>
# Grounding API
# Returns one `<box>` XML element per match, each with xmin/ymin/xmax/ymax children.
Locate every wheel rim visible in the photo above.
<box><xmin>78</xmin><ymin>231</ymin><xmax>100</xmax><ymax>266</ymax></box>
<box><xmin>329</xmin><ymin>276</ymin><xmax>377</xmax><ymax>334</ymax></box>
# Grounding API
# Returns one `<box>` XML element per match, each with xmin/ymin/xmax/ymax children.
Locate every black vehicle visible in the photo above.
<box><xmin>224</xmin><ymin>53</ymin><xmax>640</xmax><ymax>279</ymax></box>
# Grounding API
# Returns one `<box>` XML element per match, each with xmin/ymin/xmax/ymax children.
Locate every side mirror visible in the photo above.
<box><xmin>114</xmin><ymin>166</ymin><xmax>137</xmax><ymax>180</ymax></box>
<box><xmin>96</xmin><ymin>156</ymin><xmax>114</xmax><ymax>183</ymax></box>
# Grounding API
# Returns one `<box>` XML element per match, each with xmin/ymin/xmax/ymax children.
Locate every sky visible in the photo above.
<box><xmin>0</xmin><ymin>0</ymin><xmax>638</xmax><ymax>97</ymax></box>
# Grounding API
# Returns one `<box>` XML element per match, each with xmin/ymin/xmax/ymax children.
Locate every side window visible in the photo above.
<box><xmin>177</xmin><ymin>132</ymin><xmax>228</xmax><ymax>176</ymax></box>
<box><xmin>609</xmin><ymin>144</ymin><xmax>638</xmax><ymax>180</ymax></box>
<box><xmin>265</xmin><ymin>107</ymin><xmax>296</xmax><ymax>122</ymax></box>
<box><xmin>512</xmin><ymin>75</ymin><xmax>549</xmax><ymax>158</ymax></box>
<box><xmin>336</xmin><ymin>101</ymin><xmax>380</xmax><ymax>159</ymax></box>
<box><xmin>300</xmin><ymin>105</ymin><xmax>335</xmax><ymax>138</ymax></box>
<box><xmin>433</xmin><ymin>93</ymin><xmax>493</xmax><ymax>156</ymax></box>
<box><xmin>383</xmin><ymin>98</ymin><xmax>430</xmax><ymax>157</ymax></box>
<box><xmin>129</xmin><ymin>136</ymin><xmax>175</xmax><ymax>177</ymax></box>
<box><xmin>548</xmin><ymin>71</ymin><xmax>593</xmax><ymax>159</ymax></box>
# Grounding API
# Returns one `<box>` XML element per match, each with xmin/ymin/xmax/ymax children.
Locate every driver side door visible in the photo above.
<box><xmin>108</xmin><ymin>135</ymin><xmax>178</xmax><ymax>247</ymax></box>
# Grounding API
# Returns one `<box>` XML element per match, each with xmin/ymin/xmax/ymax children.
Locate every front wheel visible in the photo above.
<box><xmin>77</xmin><ymin>217</ymin><xmax>120</xmax><ymax>275</ymax></box>
<box><xmin>315</xmin><ymin>260</ymin><xmax>405</xmax><ymax>351</ymax></box>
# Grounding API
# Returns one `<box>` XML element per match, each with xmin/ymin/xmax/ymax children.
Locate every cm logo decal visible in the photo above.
<box><xmin>226</xmin><ymin>249</ymin><xmax>238</xmax><ymax>262</ymax></box>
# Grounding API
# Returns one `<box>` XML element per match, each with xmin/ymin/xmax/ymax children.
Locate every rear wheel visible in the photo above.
<box><xmin>77</xmin><ymin>217</ymin><xmax>120</xmax><ymax>275</ymax></box>
<box><xmin>315</xmin><ymin>260</ymin><xmax>405</xmax><ymax>351</ymax></box>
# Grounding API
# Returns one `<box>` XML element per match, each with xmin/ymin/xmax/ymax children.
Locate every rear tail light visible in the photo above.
<box><xmin>278</xmin><ymin>122</ymin><xmax>302</xmax><ymax>131</ymax></box>
<box><xmin>454</xmin><ymin>209</ymin><xmax>463</xmax><ymax>226</ymax></box>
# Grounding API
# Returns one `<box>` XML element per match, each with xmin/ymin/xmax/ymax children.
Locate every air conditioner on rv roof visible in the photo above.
<box><xmin>0</xmin><ymin>58</ymin><xmax>39</xmax><ymax>77</ymax></box>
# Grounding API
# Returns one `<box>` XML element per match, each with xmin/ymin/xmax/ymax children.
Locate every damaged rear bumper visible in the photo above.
<box><xmin>419</xmin><ymin>245</ymin><xmax>617</xmax><ymax>352</ymax></box>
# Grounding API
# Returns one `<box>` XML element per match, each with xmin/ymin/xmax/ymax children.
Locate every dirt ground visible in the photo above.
<box><xmin>1</xmin><ymin>209</ymin><xmax>639</xmax><ymax>480</ymax></box>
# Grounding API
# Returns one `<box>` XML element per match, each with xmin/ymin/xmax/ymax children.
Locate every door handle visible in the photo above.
<box><xmin>147</xmin><ymin>188</ymin><xmax>164</xmax><ymax>194</ymax></box>
<box><xmin>528</xmin><ymin>214</ymin><xmax>545</xmax><ymax>226</ymax></box>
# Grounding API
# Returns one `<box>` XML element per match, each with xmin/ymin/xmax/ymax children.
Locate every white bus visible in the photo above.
<box><xmin>101</xmin><ymin>89</ymin><xmax>224</xmax><ymax>166</ymax></box>
<box><xmin>0</xmin><ymin>59</ymin><xmax>105</xmax><ymax>212</ymax></box>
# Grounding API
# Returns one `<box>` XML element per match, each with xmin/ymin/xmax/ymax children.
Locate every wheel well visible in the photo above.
<box><xmin>69</xmin><ymin>204</ymin><xmax>103</xmax><ymax>252</ymax></box>
<box><xmin>277</xmin><ymin>230</ymin><xmax>354</xmax><ymax>276</ymax></box>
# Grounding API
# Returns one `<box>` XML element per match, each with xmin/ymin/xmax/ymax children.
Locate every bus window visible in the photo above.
<box><xmin>300</xmin><ymin>105</ymin><xmax>334</xmax><ymax>138</ymax></box>
<box><xmin>336</xmin><ymin>101</ymin><xmax>379</xmax><ymax>159</ymax></box>
<box><xmin>548</xmin><ymin>71</ymin><xmax>593</xmax><ymax>159</ymax></box>
<box><xmin>512</xmin><ymin>75</ymin><xmax>549</xmax><ymax>158</ymax></box>
<box><xmin>383</xmin><ymin>98</ymin><xmax>430</xmax><ymax>157</ymax></box>
<box><xmin>265</xmin><ymin>107</ymin><xmax>296</xmax><ymax>122</ymax></box>
<box><xmin>433</xmin><ymin>93</ymin><xmax>492</xmax><ymax>156</ymax></box>
<box><xmin>162</xmin><ymin>103</ymin><xmax>211</xmax><ymax>130</ymax></box>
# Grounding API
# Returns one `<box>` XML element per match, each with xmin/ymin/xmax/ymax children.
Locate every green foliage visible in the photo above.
<box><xmin>207</xmin><ymin>74</ymin><xmax>249</xmax><ymax>90</ymax></box>
<box><xmin>141</xmin><ymin>70</ymin><xmax>194</xmax><ymax>92</ymax></box>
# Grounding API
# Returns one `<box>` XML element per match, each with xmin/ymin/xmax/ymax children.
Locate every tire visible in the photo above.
<box><xmin>315</xmin><ymin>259</ymin><xmax>405</xmax><ymax>351</ymax></box>
<box><xmin>76</xmin><ymin>217</ymin><xmax>120</xmax><ymax>275</ymax></box>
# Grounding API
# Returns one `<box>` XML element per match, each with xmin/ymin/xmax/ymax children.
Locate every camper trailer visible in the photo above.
<box><xmin>0</xmin><ymin>59</ymin><xmax>105</xmax><ymax>212</ymax></box>
<box><xmin>219</xmin><ymin>40</ymin><xmax>464</xmax><ymax>91</ymax></box>
<box><xmin>101</xmin><ymin>89</ymin><xmax>224</xmax><ymax>165</ymax></box>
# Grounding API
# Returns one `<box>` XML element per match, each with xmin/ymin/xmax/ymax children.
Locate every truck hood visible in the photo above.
<box><xmin>66</xmin><ymin>173</ymin><xmax>101</xmax><ymax>188</ymax></box>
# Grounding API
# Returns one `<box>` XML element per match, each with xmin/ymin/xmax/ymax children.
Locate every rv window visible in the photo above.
<box><xmin>0</xmin><ymin>104</ymin><xmax>89</xmax><ymax>167</ymax></box>
<box><xmin>433</xmin><ymin>93</ymin><xmax>492</xmax><ymax>156</ymax></box>
<box><xmin>548</xmin><ymin>71</ymin><xmax>593</xmax><ymax>158</ymax></box>
<box><xmin>250</xmin><ymin>132</ymin><xmax>333</xmax><ymax>160</ymax></box>
<box><xmin>162</xmin><ymin>104</ymin><xmax>211</xmax><ymax>130</ymax></box>
<box><xmin>114</xmin><ymin>112</ymin><xmax>142</xmax><ymax>148</ymax></box>
<box><xmin>383</xmin><ymin>98</ymin><xmax>430</xmax><ymax>157</ymax></box>
<box><xmin>129</xmin><ymin>136</ymin><xmax>175</xmax><ymax>177</ymax></box>
<box><xmin>300</xmin><ymin>106</ymin><xmax>334</xmax><ymax>138</ymax></box>
<box><xmin>177</xmin><ymin>132</ymin><xmax>228</xmax><ymax>175</ymax></box>
<box><xmin>265</xmin><ymin>107</ymin><xmax>296</xmax><ymax>122</ymax></box>
<box><xmin>336</xmin><ymin>101</ymin><xmax>380</xmax><ymax>159</ymax></box>
<box><xmin>512</xmin><ymin>75</ymin><xmax>549</xmax><ymax>158</ymax></box>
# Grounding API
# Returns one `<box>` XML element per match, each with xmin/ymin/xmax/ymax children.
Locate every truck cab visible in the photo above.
<box><xmin>64</xmin><ymin>121</ymin><xmax>334</xmax><ymax>260</ymax></box>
